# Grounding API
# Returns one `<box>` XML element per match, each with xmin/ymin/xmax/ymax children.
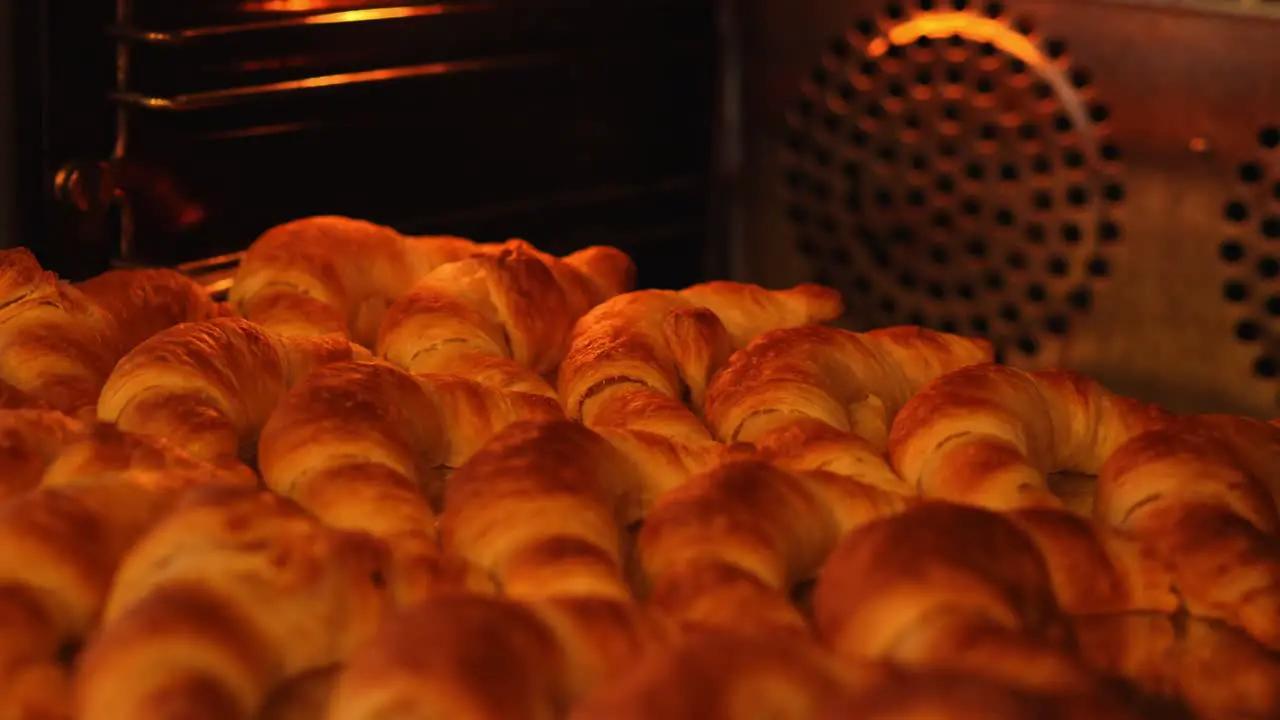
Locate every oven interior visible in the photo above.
<box><xmin>13</xmin><ymin>0</ymin><xmax>722</xmax><ymax>291</ymax></box>
<box><xmin>8</xmin><ymin>0</ymin><xmax>1280</xmax><ymax>417</ymax></box>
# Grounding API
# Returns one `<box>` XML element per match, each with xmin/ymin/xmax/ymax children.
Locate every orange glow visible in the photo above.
<box><xmin>114</xmin><ymin>56</ymin><xmax>515</xmax><ymax>111</ymax></box>
<box><xmin>300</xmin><ymin>7</ymin><xmax>440</xmax><ymax>24</ymax></box>
<box><xmin>862</xmin><ymin>11</ymin><xmax>1094</xmax><ymax>148</ymax></box>
<box><xmin>865</xmin><ymin>13</ymin><xmax>1044</xmax><ymax>67</ymax></box>
<box><xmin>239</xmin><ymin>0</ymin><xmax>455</xmax><ymax>19</ymax></box>
<box><xmin>241</xmin><ymin>0</ymin><xmax>356</xmax><ymax>11</ymax></box>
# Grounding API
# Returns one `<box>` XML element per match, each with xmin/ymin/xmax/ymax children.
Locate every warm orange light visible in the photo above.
<box><xmin>241</xmin><ymin>0</ymin><xmax>348</xmax><ymax>11</ymax></box>
<box><xmin>862</xmin><ymin>11</ymin><xmax>1094</xmax><ymax>148</ymax></box>
<box><xmin>865</xmin><ymin>12</ymin><xmax>1043</xmax><ymax>67</ymax></box>
<box><xmin>301</xmin><ymin>7</ymin><xmax>440</xmax><ymax>25</ymax></box>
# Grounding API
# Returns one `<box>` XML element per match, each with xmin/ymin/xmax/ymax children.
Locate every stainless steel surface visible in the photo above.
<box><xmin>735</xmin><ymin>0</ymin><xmax>1280</xmax><ymax>416</ymax></box>
<box><xmin>110</xmin><ymin>53</ymin><xmax>574</xmax><ymax>112</ymax></box>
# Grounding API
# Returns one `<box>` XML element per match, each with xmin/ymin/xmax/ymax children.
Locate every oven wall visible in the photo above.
<box><xmin>735</xmin><ymin>0</ymin><xmax>1280</xmax><ymax>417</ymax></box>
<box><xmin>6</xmin><ymin>2</ymin><xmax>723</xmax><ymax>290</ymax></box>
<box><xmin>0</xmin><ymin>0</ymin><xmax>14</xmax><ymax>248</ymax></box>
<box><xmin>109</xmin><ymin>2</ymin><xmax>722</xmax><ymax>291</ymax></box>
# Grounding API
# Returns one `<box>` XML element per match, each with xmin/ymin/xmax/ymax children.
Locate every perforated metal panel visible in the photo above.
<box><xmin>731</xmin><ymin>0</ymin><xmax>1280</xmax><ymax>416</ymax></box>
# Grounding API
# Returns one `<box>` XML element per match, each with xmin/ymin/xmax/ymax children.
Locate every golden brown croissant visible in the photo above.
<box><xmin>229</xmin><ymin>216</ymin><xmax>486</xmax><ymax>346</ymax></box>
<box><xmin>553</xmin><ymin>282</ymin><xmax>845</xmax><ymax>517</ymax></box>
<box><xmin>575</xmin><ymin>627</ymin><xmax>1146</xmax><ymax>720</ymax></box>
<box><xmin>817</xmin><ymin>670</ymin><xmax>1150</xmax><ymax>720</ymax></box>
<box><xmin>0</xmin><ymin>418</ymin><xmax>252</xmax><ymax>720</ymax></box>
<box><xmin>258</xmin><ymin>666</ymin><xmax>340</xmax><ymax>717</ymax></box>
<box><xmin>260</xmin><ymin>667</ymin><xmax>341</xmax><ymax>720</ymax></box>
<box><xmin>75</xmin><ymin>266</ymin><xmax>227</xmax><ymax>354</ymax></box>
<box><xmin>559</xmin><ymin>282</ymin><xmax>843</xmax><ymax>425</ymax></box>
<box><xmin>376</xmin><ymin>240</ymin><xmax>634</xmax><ymax>392</ymax></box>
<box><xmin>1074</xmin><ymin>613</ymin><xmax>1280</xmax><ymax>720</ymax></box>
<box><xmin>887</xmin><ymin>364</ymin><xmax>1168</xmax><ymax>509</ymax></box>
<box><xmin>75</xmin><ymin>486</ymin><xmax>395</xmax><ymax>720</ymax></box>
<box><xmin>96</xmin><ymin>316</ymin><xmax>367</xmax><ymax>465</ymax></box>
<box><xmin>0</xmin><ymin>377</ymin><xmax>50</xmax><ymax>411</ymax></box>
<box><xmin>1095</xmin><ymin>416</ymin><xmax>1280</xmax><ymax>649</ymax></box>
<box><xmin>889</xmin><ymin>365</ymin><xmax>1280</xmax><ymax>647</ymax></box>
<box><xmin>0</xmin><ymin>409</ymin><xmax>82</xmax><ymax>502</ymax></box>
<box><xmin>258</xmin><ymin>360</ymin><xmax>563</xmax><ymax>604</ymax></box>
<box><xmin>568</xmin><ymin>628</ymin><xmax>855</xmax><ymax>720</ymax></box>
<box><xmin>704</xmin><ymin>325</ymin><xmax>994</xmax><ymax>449</ymax></box>
<box><xmin>0</xmin><ymin>249</ymin><xmax>220</xmax><ymax>417</ymax></box>
<box><xmin>440</xmin><ymin>420</ymin><xmax>645</xmax><ymax>601</ymax></box>
<box><xmin>635</xmin><ymin>458</ymin><xmax>910</xmax><ymax>638</ymax></box>
<box><xmin>0</xmin><ymin>409</ymin><xmax>256</xmax><ymax>502</ymax></box>
<box><xmin>813</xmin><ymin>502</ymin><xmax>1103</xmax><ymax>694</ymax></box>
<box><xmin>328</xmin><ymin>594</ymin><xmax>675</xmax><ymax>720</ymax></box>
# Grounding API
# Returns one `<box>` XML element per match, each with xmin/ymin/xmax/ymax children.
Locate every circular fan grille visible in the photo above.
<box><xmin>781</xmin><ymin>0</ymin><xmax>1125</xmax><ymax>361</ymax></box>
<box><xmin>1221</xmin><ymin>124</ymin><xmax>1280</xmax><ymax>384</ymax></box>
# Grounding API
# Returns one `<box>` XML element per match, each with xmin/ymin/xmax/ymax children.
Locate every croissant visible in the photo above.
<box><xmin>887</xmin><ymin>363</ymin><xmax>1169</xmax><ymax>509</ymax></box>
<box><xmin>258</xmin><ymin>360</ymin><xmax>563</xmax><ymax>604</ymax></box>
<box><xmin>635</xmin><ymin>457</ymin><xmax>910</xmax><ymax>638</ymax></box>
<box><xmin>813</xmin><ymin>501</ymin><xmax>1104</xmax><ymax>694</ymax></box>
<box><xmin>704</xmin><ymin>325</ymin><xmax>994</xmax><ymax>449</ymax></box>
<box><xmin>328</xmin><ymin>594</ymin><xmax>675</xmax><ymax>720</ymax></box>
<box><xmin>96</xmin><ymin>316</ymin><xmax>367</xmax><ymax>465</ymax></box>
<box><xmin>553</xmin><ymin>282</ymin><xmax>845</xmax><ymax>516</ymax></box>
<box><xmin>75</xmin><ymin>486</ymin><xmax>395</xmax><ymax>720</ymax></box>
<box><xmin>260</xmin><ymin>667</ymin><xmax>341</xmax><ymax>720</ymax></box>
<box><xmin>1074</xmin><ymin>613</ymin><xmax>1280</xmax><ymax>719</ymax></box>
<box><xmin>572</xmin><ymin>629</ymin><xmax>1145</xmax><ymax>720</ymax></box>
<box><xmin>0</xmin><ymin>409</ymin><xmax>82</xmax><ymax>502</ymax></box>
<box><xmin>377</xmin><ymin>240</ymin><xmax>634</xmax><ymax>392</ymax></box>
<box><xmin>568</xmin><ymin>628</ymin><xmax>855</xmax><ymax>720</ymax></box>
<box><xmin>1095</xmin><ymin>416</ymin><xmax>1280</xmax><ymax>648</ymax></box>
<box><xmin>816</xmin><ymin>671</ymin><xmax>1149</xmax><ymax>720</ymax></box>
<box><xmin>0</xmin><ymin>249</ymin><xmax>218</xmax><ymax>415</ymax></box>
<box><xmin>0</xmin><ymin>377</ymin><xmax>49</xmax><ymax>411</ymax></box>
<box><xmin>558</xmin><ymin>282</ymin><xmax>843</xmax><ymax>426</ymax></box>
<box><xmin>440</xmin><ymin>420</ymin><xmax>645</xmax><ymax>601</ymax></box>
<box><xmin>229</xmin><ymin>215</ymin><xmax>485</xmax><ymax>346</ymax></box>
<box><xmin>889</xmin><ymin>364</ymin><xmax>1280</xmax><ymax>647</ymax></box>
<box><xmin>0</xmin><ymin>409</ymin><xmax>256</xmax><ymax>501</ymax></box>
<box><xmin>0</xmin><ymin>414</ymin><xmax>252</xmax><ymax>720</ymax></box>
<box><xmin>75</xmin><ymin>266</ymin><xmax>227</xmax><ymax>354</ymax></box>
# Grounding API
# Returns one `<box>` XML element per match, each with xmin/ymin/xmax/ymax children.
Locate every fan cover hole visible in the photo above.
<box><xmin>782</xmin><ymin>0</ymin><xmax>1125</xmax><ymax>362</ymax></box>
<box><xmin>1222</xmin><ymin>123</ymin><xmax>1280</xmax><ymax>387</ymax></box>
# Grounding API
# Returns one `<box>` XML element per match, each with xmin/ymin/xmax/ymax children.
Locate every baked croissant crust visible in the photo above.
<box><xmin>1074</xmin><ymin>613</ymin><xmax>1280</xmax><ymax>719</ymax></box>
<box><xmin>329</xmin><ymin>594</ymin><xmax>675</xmax><ymax>720</ymax></box>
<box><xmin>704</xmin><ymin>325</ymin><xmax>994</xmax><ymax>449</ymax></box>
<box><xmin>814</xmin><ymin>502</ymin><xmax>1103</xmax><ymax>694</ymax></box>
<box><xmin>377</xmin><ymin>240</ymin><xmax>634</xmax><ymax>392</ymax></box>
<box><xmin>568</xmin><ymin>629</ymin><xmax>852</xmax><ymax>720</ymax></box>
<box><xmin>1096</xmin><ymin>416</ymin><xmax>1280</xmax><ymax>649</ymax></box>
<box><xmin>0</xmin><ymin>249</ymin><xmax>218</xmax><ymax>415</ymax></box>
<box><xmin>440</xmin><ymin>420</ymin><xmax>645</xmax><ymax>601</ymax></box>
<box><xmin>559</xmin><ymin>281</ymin><xmax>843</xmax><ymax>425</ymax></box>
<box><xmin>635</xmin><ymin>458</ymin><xmax>910</xmax><ymax>638</ymax></box>
<box><xmin>258</xmin><ymin>360</ymin><xmax>563</xmax><ymax>604</ymax></box>
<box><xmin>888</xmin><ymin>363</ymin><xmax>1280</xmax><ymax>648</ymax></box>
<box><xmin>888</xmin><ymin>363</ymin><xmax>1168</xmax><ymax>509</ymax></box>
<box><xmin>0</xmin><ymin>413</ymin><xmax>252</xmax><ymax>720</ymax></box>
<box><xmin>572</xmin><ymin>629</ymin><xmax>1146</xmax><ymax>720</ymax></box>
<box><xmin>75</xmin><ymin>486</ymin><xmax>396</xmax><ymax>720</ymax></box>
<box><xmin>75</xmin><ymin>266</ymin><xmax>228</xmax><ymax>354</ymax></box>
<box><xmin>229</xmin><ymin>216</ymin><xmax>485</xmax><ymax>346</ymax></box>
<box><xmin>96</xmin><ymin>316</ymin><xmax>366</xmax><ymax>465</ymax></box>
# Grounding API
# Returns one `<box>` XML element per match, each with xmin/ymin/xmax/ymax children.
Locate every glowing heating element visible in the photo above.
<box><xmin>863</xmin><ymin>11</ymin><xmax>1092</xmax><ymax>152</ymax></box>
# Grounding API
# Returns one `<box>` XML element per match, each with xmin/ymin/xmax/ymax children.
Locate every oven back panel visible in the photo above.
<box><xmin>96</xmin><ymin>1</ymin><xmax>718</xmax><ymax>289</ymax></box>
<box><xmin>734</xmin><ymin>0</ymin><xmax>1280</xmax><ymax>416</ymax></box>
